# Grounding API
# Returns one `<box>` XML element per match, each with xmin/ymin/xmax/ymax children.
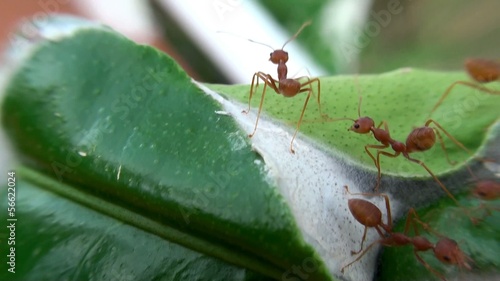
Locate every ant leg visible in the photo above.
<box><xmin>433</xmin><ymin>129</ymin><xmax>457</xmax><ymax>166</ymax></box>
<box><xmin>404</xmin><ymin>208</ymin><xmax>428</xmax><ymax>236</ymax></box>
<box><xmin>413</xmin><ymin>252</ymin><xmax>447</xmax><ymax>281</ymax></box>
<box><xmin>300</xmin><ymin>77</ymin><xmax>327</xmax><ymax>118</ymax></box>
<box><xmin>243</xmin><ymin>72</ymin><xmax>260</xmax><ymax>114</ymax></box>
<box><xmin>344</xmin><ymin>185</ymin><xmax>393</xmax><ymax>231</ymax></box>
<box><xmin>247</xmin><ymin>73</ymin><xmax>279</xmax><ymax>138</ymax></box>
<box><xmin>248</xmin><ymin>81</ymin><xmax>268</xmax><ymax>138</ymax></box>
<box><xmin>244</xmin><ymin>72</ymin><xmax>279</xmax><ymax>114</ymax></box>
<box><xmin>426</xmin><ymin>119</ymin><xmax>475</xmax><ymax>161</ymax></box>
<box><xmin>341</xmin><ymin>238</ymin><xmax>385</xmax><ymax>273</ymax></box>
<box><xmin>373</xmin><ymin>150</ymin><xmax>401</xmax><ymax>192</ymax></box>
<box><xmin>425</xmin><ymin>119</ymin><xmax>474</xmax><ymax>162</ymax></box>
<box><xmin>469</xmin><ymin>202</ymin><xmax>500</xmax><ymax>224</ymax></box>
<box><xmin>313</xmin><ymin>78</ymin><xmax>326</xmax><ymax>118</ymax></box>
<box><xmin>429</xmin><ymin>120</ymin><xmax>494</xmax><ymax>163</ymax></box>
<box><xmin>376</xmin><ymin>120</ymin><xmax>389</xmax><ymax>130</ymax></box>
<box><xmin>404</xmin><ymin>208</ymin><xmax>444</xmax><ymax>238</ymax></box>
<box><xmin>364</xmin><ymin>144</ymin><xmax>390</xmax><ymax>169</ymax></box>
<box><xmin>290</xmin><ymin>87</ymin><xmax>313</xmax><ymax>153</ymax></box>
<box><xmin>428</xmin><ymin>80</ymin><xmax>500</xmax><ymax>118</ymax></box>
<box><xmin>404</xmin><ymin>154</ymin><xmax>460</xmax><ymax>206</ymax></box>
<box><xmin>365</xmin><ymin>120</ymin><xmax>391</xmax><ymax>166</ymax></box>
<box><xmin>352</xmin><ymin>226</ymin><xmax>368</xmax><ymax>255</ymax></box>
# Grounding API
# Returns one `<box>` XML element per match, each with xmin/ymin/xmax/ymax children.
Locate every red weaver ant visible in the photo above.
<box><xmin>242</xmin><ymin>21</ymin><xmax>325</xmax><ymax>153</ymax></box>
<box><xmin>428</xmin><ymin>58</ymin><xmax>500</xmax><ymax>118</ymax></box>
<box><xmin>330</xmin><ymin>96</ymin><xmax>472</xmax><ymax>205</ymax></box>
<box><xmin>341</xmin><ymin>186</ymin><xmax>472</xmax><ymax>281</ymax></box>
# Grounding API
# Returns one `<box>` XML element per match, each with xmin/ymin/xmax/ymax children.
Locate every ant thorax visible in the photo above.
<box><xmin>277</xmin><ymin>62</ymin><xmax>288</xmax><ymax>80</ymax></box>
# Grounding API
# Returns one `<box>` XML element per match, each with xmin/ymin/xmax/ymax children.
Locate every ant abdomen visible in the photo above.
<box><xmin>406</xmin><ymin>127</ymin><xmax>436</xmax><ymax>152</ymax></box>
<box><xmin>465</xmin><ymin>58</ymin><xmax>499</xmax><ymax>83</ymax></box>
<box><xmin>348</xmin><ymin>199</ymin><xmax>382</xmax><ymax>227</ymax></box>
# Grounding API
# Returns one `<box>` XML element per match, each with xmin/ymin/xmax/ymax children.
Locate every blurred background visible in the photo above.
<box><xmin>1</xmin><ymin>0</ymin><xmax>499</xmax><ymax>83</ymax></box>
<box><xmin>0</xmin><ymin>0</ymin><xmax>499</xmax><ymax>179</ymax></box>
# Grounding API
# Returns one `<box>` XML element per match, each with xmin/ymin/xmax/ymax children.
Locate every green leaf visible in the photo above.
<box><xmin>1</xmin><ymin>23</ymin><xmax>331</xmax><ymax>280</ymax></box>
<box><xmin>208</xmin><ymin>70</ymin><xmax>500</xmax><ymax>178</ymax></box>
<box><xmin>0</xmin><ymin>176</ymin><xmax>272</xmax><ymax>281</ymax></box>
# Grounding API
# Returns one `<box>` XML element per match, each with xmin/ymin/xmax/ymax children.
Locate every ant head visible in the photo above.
<box><xmin>472</xmin><ymin>180</ymin><xmax>500</xmax><ymax>200</ymax></box>
<box><xmin>349</xmin><ymin>117</ymin><xmax>374</xmax><ymax>134</ymax></box>
<box><xmin>434</xmin><ymin>238</ymin><xmax>472</xmax><ymax>270</ymax></box>
<box><xmin>269</xmin><ymin>50</ymin><xmax>288</xmax><ymax>64</ymax></box>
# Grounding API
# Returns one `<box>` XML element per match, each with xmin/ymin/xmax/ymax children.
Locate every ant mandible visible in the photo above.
<box><xmin>242</xmin><ymin>21</ymin><xmax>325</xmax><ymax>153</ymax></box>
<box><xmin>428</xmin><ymin>58</ymin><xmax>500</xmax><ymax>118</ymax></box>
<box><xmin>332</xmin><ymin>96</ymin><xmax>472</xmax><ymax>205</ymax></box>
<box><xmin>341</xmin><ymin>186</ymin><xmax>472</xmax><ymax>281</ymax></box>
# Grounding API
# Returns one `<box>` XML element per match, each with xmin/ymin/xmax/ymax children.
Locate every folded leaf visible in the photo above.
<box><xmin>1</xmin><ymin>20</ymin><xmax>331</xmax><ymax>280</ymax></box>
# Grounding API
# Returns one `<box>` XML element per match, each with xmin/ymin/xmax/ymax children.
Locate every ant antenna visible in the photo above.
<box><xmin>247</xmin><ymin>38</ymin><xmax>275</xmax><ymax>51</ymax></box>
<box><xmin>281</xmin><ymin>20</ymin><xmax>312</xmax><ymax>50</ymax></box>
<box><xmin>354</xmin><ymin>75</ymin><xmax>363</xmax><ymax>117</ymax></box>
<box><xmin>216</xmin><ymin>30</ymin><xmax>275</xmax><ymax>51</ymax></box>
<box><xmin>357</xmin><ymin>96</ymin><xmax>363</xmax><ymax>118</ymax></box>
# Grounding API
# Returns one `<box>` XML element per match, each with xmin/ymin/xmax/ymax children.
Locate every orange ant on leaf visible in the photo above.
<box><xmin>428</xmin><ymin>58</ymin><xmax>500</xmax><ymax>118</ymax></box>
<box><xmin>341</xmin><ymin>186</ymin><xmax>472</xmax><ymax>281</ymax></box>
<box><xmin>329</xmin><ymin>95</ymin><xmax>473</xmax><ymax>206</ymax></box>
<box><xmin>242</xmin><ymin>21</ymin><xmax>327</xmax><ymax>153</ymax></box>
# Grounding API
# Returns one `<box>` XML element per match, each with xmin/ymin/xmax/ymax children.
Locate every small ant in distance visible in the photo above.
<box><xmin>465</xmin><ymin>172</ymin><xmax>500</xmax><ymax>224</ymax></box>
